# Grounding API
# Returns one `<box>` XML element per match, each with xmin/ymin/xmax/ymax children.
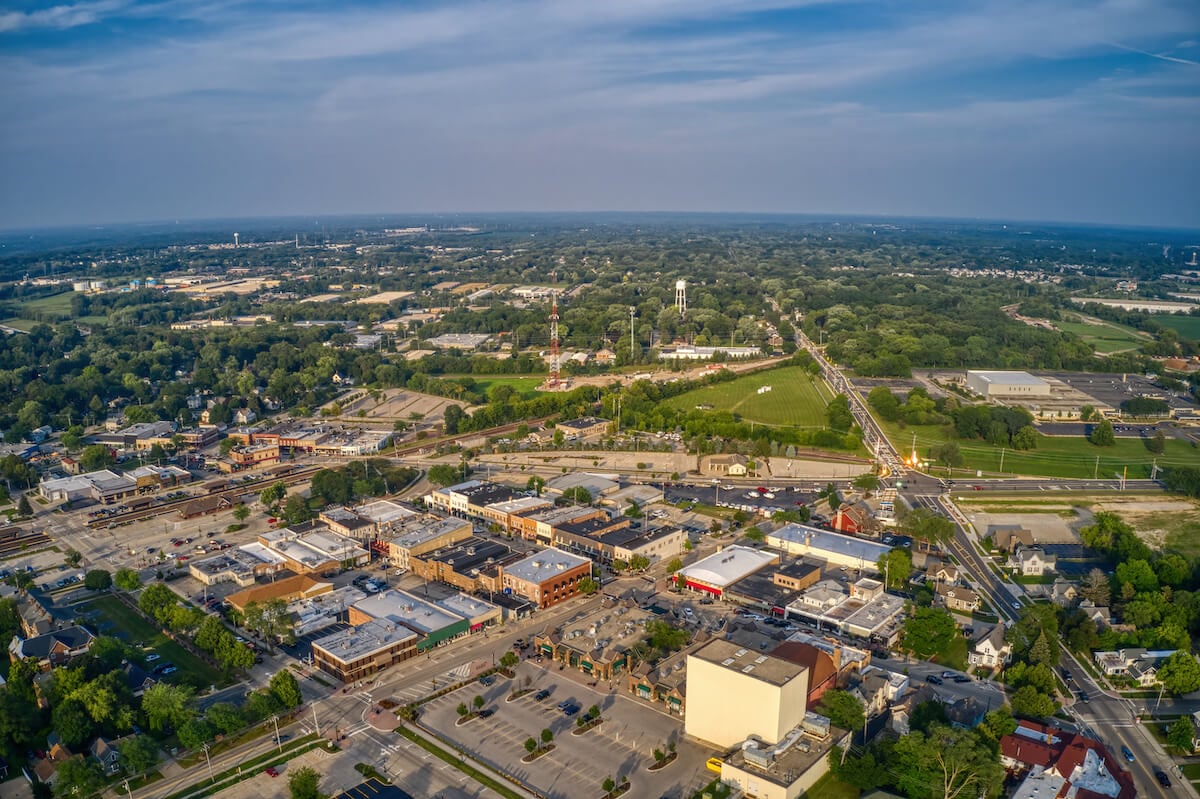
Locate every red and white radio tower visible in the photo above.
<box><xmin>548</xmin><ymin>292</ymin><xmax>561</xmax><ymax>387</ymax></box>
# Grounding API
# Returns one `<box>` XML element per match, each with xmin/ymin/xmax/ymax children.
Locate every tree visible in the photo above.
<box><xmin>499</xmin><ymin>651</ymin><xmax>519</xmax><ymax>671</ymax></box>
<box><xmin>898</xmin><ymin>506</ymin><xmax>954</xmax><ymax>552</ymax></box>
<box><xmin>577</xmin><ymin>576</ymin><xmax>599</xmax><ymax>595</ymax></box>
<box><xmin>932</xmin><ymin>441</ymin><xmax>964</xmax><ymax>470</ymax></box>
<box><xmin>52</xmin><ymin>757</ymin><xmax>105</xmax><ymax>799</ymax></box>
<box><xmin>526</xmin><ymin>476</ymin><xmax>545</xmax><ymax>495</ymax></box>
<box><xmin>141</xmin><ymin>682</ymin><xmax>196</xmax><ymax>733</ymax></box>
<box><xmin>260</xmin><ymin>481</ymin><xmax>287</xmax><ymax>509</ymax></box>
<box><xmin>1009</xmin><ymin>685</ymin><xmax>1057</xmax><ymax>719</ymax></box>
<box><xmin>83</xmin><ymin>569</ymin><xmax>112</xmax><ymax>591</ymax></box>
<box><xmin>1167</xmin><ymin>715</ymin><xmax>1196</xmax><ymax>752</ymax></box>
<box><xmin>1158</xmin><ymin>651</ymin><xmax>1200</xmax><ymax>695</ymax></box>
<box><xmin>16</xmin><ymin>494</ymin><xmax>33</xmax><ymax>517</ymax></box>
<box><xmin>902</xmin><ymin>607</ymin><xmax>958</xmax><ymax>660</ymax></box>
<box><xmin>64</xmin><ymin>549</ymin><xmax>83</xmax><ymax>568</ymax></box>
<box><xmin>1012</xmin><ymin>426</ymin><xmax>1038</xmax><ymax>451</ymax></box>
<box><xmin>281</xmin><ymin>495</ymin><xmax>314</xmax><ymax>525</ymax></box>
<box><xmin>540</xmin><ymin>728</ymin><xmax>554</xmax><ymax>747</ymax></box>
<box><xmin>80</xmin><ymin>444</ymin><xmax>116</xmax><ymax>471</ymax></box>
<box><xmin>427</xmin><ymin>464</ymin><xmax>466</xmax><ymax>487</ymax></box>
<box><xmin>119</xmin><ymin>735</ymin><xmax>161</xmax><ymax>774</ymax></box>
<box><xmin>114</xmin><ymin>567</ymin><xmax>141</xmax><ymax>591</ymax></box>
<box><xmin>232</xmin><ymin>504</ymin><xmax>251</xmax><ymax>522</ymax></box>
<box><xmin>628</xmin><ymin>554</ymin><xmax>651</xmax><ymax>572</ymax></box>
<box><xmin>909</xmin><ymin>700</ymin><xmax>949</xmax><ymax>734</ymax></box>
<box><xmin>666</xmin><ymin>557</ymin><xmax>683</xmax><ymax>574</ymax></box>
<box><xmin>1089</xmin><ymin>419</ymin><xmax>1115</xmax><ymax>447</ymax></box>
<box><xmin>245</xmin><ymin>598</ymin><xmax>295</xmax><ymax>650</ymax></box>
<box><xmin>178</xmin><ymin>718</ymin><xmax>216</xmax><ymax>750</ymax></box>
<box><xmin>877</xmin><ymin>547</ymin><xmax>913</xmax><ymax>589</ymax></box>
<box><xmin>51</xmin><ymin>698</ymin><xmax>93</xmax><ymax>749</ymax></box>
<box><xmin>473</xmin><ymin>695</ymin><xmax>485</xmax><ymax>712</ymax></box>
<box><xmin>1079</xmin><ymin>568</ymin><xmax>1112</xmax><ymax>606</ymax></box>
<box><xmin>603</xmin><ymin>776</ymin><xmax>616</xmax><ymax>793</ymax></box>
<box><xmin>560</xmin><ymin>486</ymin><xmax>592</xmax><ymax>505</ymax></box>
<box><xmin>852</xmin><ymin>473</ymin><xmax>880</xmax><ymax>496</ymax></box>
<box><xmin>288</xmin><ymin>765</ymin><xmax>325</xmax><ymax>799</ymax></box>
<box><xmin>443</xmin><ymin>404</ymin><xmax>465</xmax><ymax>435</ymax></box>
<box><xmin>1148</xmin><ymin>429</ymin><xmax>1167</xmax><ymax>455</ymax></box>
<box><xmin>207</xmin><ymin>702</ymin><xmax>246</xmax><ymax>735</ymax></box>
<box><xmin>1005</xmin><ymin>605</ymin><xmax>1060</xmax><ymax>666</ymax></box>
<box><xmin>892</xmin><ymin>723</ymin><xmax>1004</xmax><ymax>799</ymax></box>
<box><xmin>524</xmin><ymin>737</ymin><xmax>537</xmax><ymax>754</ymax></box>
<box><xmin>270</xmin><ymin>669</ymin><xmax>303</xmax><ymax>708</ymax></box>
<box><xmin>456</xmin><ymin>702</ymin><xmax>469</xmax><ymax>718</ymax></box>
<box><xmin>817</xmin><ymin>689</ymin><xmax>865</xmax><ymax>732</ymax></box>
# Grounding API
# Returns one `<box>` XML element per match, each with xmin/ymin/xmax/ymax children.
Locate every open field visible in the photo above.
<box><xmin>1055</xmin><ymin>314</ymin><xmax>1148</xmax><ymax>353</ymax></box>
<box><xmin>1152</xmin><ymin>313</ymin><xmax>1200</xmax><ymax>341</ymax></box>
<box><xmin>445</xmin><ymin>375</ymin><xmax>545</xmax><ymax>400</ymax></box>
<box><xmin>80</xmin><ymin>594</ymin><xmax>228</xmax><ymax>689</ymax></box>
<box><xmin>663</xmin><ymin>365</ymin><xmax>832</xmax><ymax>427</ymax></box>
<box><xmin>876</xmin><ymin>418</ymin><xmax>1198</xmax><ymax>479</ymax></box>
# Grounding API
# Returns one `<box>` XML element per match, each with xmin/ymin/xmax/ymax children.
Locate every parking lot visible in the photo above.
<box><xmin>418</xmin><ymin>661</ymin><xmax>713</xmax><ymax>799</ymax></box>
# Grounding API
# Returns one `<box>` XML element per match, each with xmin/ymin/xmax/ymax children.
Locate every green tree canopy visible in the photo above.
<box><xmin>816</xmin><ymin>689</ymin><xmax>865</xmax><ymax>732</ymax></box>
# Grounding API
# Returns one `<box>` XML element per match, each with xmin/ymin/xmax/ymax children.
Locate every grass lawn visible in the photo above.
<box><xmin>1148</xmin><ymin>512</ymin><xmax>1200</xmax><ymax>558</ymax></box>
<box><xmin>81</xmin><ymin>594</ymin><xmax>228</xmax><ymax>689</ymax></box>
<box><xmin>800</xmin><ymin>773</ymin><xmax>860</xmax><ymax>799</ymax></box>
<box><xmin>444</xmin><ymin>375</ymin><xmax>545</xmax><ymax>400</ymax></box>
<box><xmin>1182</xmin><ymin>764</ymin><xmax>1200</xmax><ymax>780</ymax></box>
<box><xmin>877</xmin><ymin>417</ymin><xmax>1197</xmax><ymax>479</ymax></box>
<box><xmin>1055</xmin><ymin>315</ymin><xmax>1148</xmax><ymax>354</ymax></box>
<box><xmin>13</xmin><ymin>291</ymin><xmax>75</xmax><ymax>319</ymax></box>
<box><xmin>1153</xmin><ymin>313</ymin><xmax>1200</xmax><ymax>341</ymax></box>
<box><xmin>0</xmin><ymin>317</ymin><xmax>38</xmax><ymax>332</ymax></box>
<box><xmin>663</xmin><ymin>365</ymin><xmax>832</xmax><ymax>428</ymax></box>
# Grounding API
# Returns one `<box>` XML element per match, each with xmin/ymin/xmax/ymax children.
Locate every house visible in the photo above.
<box><xmin>233</xmin><ymin>407</ymin><xmax>257</xmax><ymax>425</ymax></box>
<box><xmin>91</xmin><ymin>737</ymin><xmax>121</xmax><ymax>776</ymax></box>
<box><xmin>1093</xmin><ymin>648</ymin><xmax>1179</xmax><ymax>685</ymax></box>
<box><xmin>937</xmin><ymin>585</ymin><xmax>981</xmax><ymax>613</ymax></box>
<box><xmin>9</xmin><ymin>625</ymin><xmax>96</xmax><ymax>671</ymax></box>
<box><xmin>771</xmin><ymin>640</ymin><xmax>840</xmax><ymax>709</ymax></box>
<box><xmin>1007</xmin><ymin>545</ymin><xmax>1056</xmax><ymax>577</ymax></box>
<box><xmin>832</xmin><ymin>500</ymin><xmax>878</xmax><ymax>536</ymax></box>
<box><xmin>702</xmin><ymin>453</ymin><xmax>749</xmax><ymax>477</ymax></box>
<box><xmin>33</xmin><ymin>741</ymin><xmax>76</xmax><ymax>785</ymax></box>
<box><xmin>988</xmin><ymin>524</ymin><xmax>1034</xmax><ymax>553</ymax></box>
<box><xmin>926</xmin><ymin>563</ymin><xmax>959</xmax><ymax>586</ymax></box>
<box><xmin>968</xmin><ymin>624</ymin><xmax>1012</xmax><ymax>670</ymax></box>
<box><xmin>1048</xmin><ymin>578</ymin><xmax>1078</xmax><ymax>607</ymax></box>
<box><xmin>945</xmin><ymin>696</ymin><xmax>985</xmax><ymax>729</ymax></box>
<box><xmin>851</xmin><ymin>666</ymin><xmax>909</xmax><ymax>717</ymax></box>
<box><xmin>1000</xmin><ymin>720</ymin><xmax>1135</xmax><ymax>799</ymax></box>
<box><xmin>122</xmin><ymin>662</ymin><xmax>156</xmax><ymax>696</ymax></box>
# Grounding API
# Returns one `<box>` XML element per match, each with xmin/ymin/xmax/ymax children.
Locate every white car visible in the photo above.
<box><xmin>683</xmin><ymin>607</ymin><xmax>694</xmax><ymax>616</ymax></box>
<box><xmin>145</xmin><ymin>653</ymin><xmax>161</xmax><ymax>662</ymax></box>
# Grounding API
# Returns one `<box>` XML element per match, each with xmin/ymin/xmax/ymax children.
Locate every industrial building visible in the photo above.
<box><xmin>675</xmin><ymin>546</ymin><xmax>779</xmax><ymax>598</ymax></box>
<box><xmin>965</xmin><ymin>370</ymin><xmax>1051</xmax><ymax>399</ymax></box>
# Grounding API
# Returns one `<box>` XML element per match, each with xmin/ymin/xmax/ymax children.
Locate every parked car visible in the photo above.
<box><xmin>927</xmin><ymin>675</ymin><xmax>944</xmax><ymax>685</ymax></box>
<box><xmin>264</xmin><ymin>767</ymin><xmax>279</xmax><ymax>778</ymax></box>
<box><xmin>160</xmin><ymin>665</ymin><xmax>178</xmax><ymax>675</ymax></box>
<box><xmin>145</xmin><ymin>653</ymin><xmax>161</xmax><ymax>662</ymax></box>
<box><xmin>478</xmin><ymin>708</ymin><xmax>495</xmax><ymax>718</ymax></box>
<box><xmin>534</xmin><ymin>689</ymin><xmax>551</xmax><ymax>701</ymax></box>
<box><xmin>561</xmin><ymin>703</ymin><xmax>580</xmax><ymax>716</ymax></box>
<box><xmin>953</xmin><ymin>675</ymin><xmax>971</xmax><ymax>683</ymax></box>
<box><xmin>479</xmin><ymin>675</ymin><xmax>496</xmax><ymax>686</ymax></box>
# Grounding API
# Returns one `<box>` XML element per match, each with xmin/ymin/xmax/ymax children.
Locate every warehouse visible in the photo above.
<box><xmin>675</xmin><ymin>546</ymin><xmax>779</xmax><ymax>598</ymax></box>
<box><xmin>965</xmin><ymin>370</ymin><xmax>1051</xmax><ymax>399</ymax></box>
<box><xmin>766</xmin><ymin>524</ymin><xmax>891</xmax><ymax>571</ymax></box>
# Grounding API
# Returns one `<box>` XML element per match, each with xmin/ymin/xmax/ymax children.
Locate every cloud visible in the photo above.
<box><xmin>0</xmin><ymin>0</ymin><xmax>130</xmax><ymax>33</ymax></box>
<box><xmin>1108</xmin><ymin>41</ymin><xmax>1200</xmax><ymax>66</ymax></box>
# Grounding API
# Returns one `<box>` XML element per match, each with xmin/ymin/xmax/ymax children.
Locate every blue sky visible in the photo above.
<box><xmin>1</xmin><ymin>0</ymin><xmax>1198</xmax><ymax>229</ymax></box>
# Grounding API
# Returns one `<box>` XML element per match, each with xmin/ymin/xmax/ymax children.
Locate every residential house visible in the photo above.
<box><xmin>945</xmin><ymin>696</ymin><xmax>986</xmax><ymax>729</ymax></box>
<box><xmin>832</xmin><ymin>500</ymin><xmax>878</xmax><ymax>537</ymax></box>
<box><xmin>1048</xmin><ymin>578</ymin><xmax>1079</xmax><ymax>607</ymax></box>
<box><xmin>1077</xmin><ymin>599</ymin><xmax>1112</xmax><ymax>630</ymax></box>
<box><xmin>9</xmin><ymin>625</ymin><xmax>96</xmax><ymax>671</ymax></box>
<box><xmin>926</xmin><ymin>563</ymin><xmax>959</xmax><ymax>586</ymax></box>
<box><xmin>1093</xmin><ymin>648</ymin><xmax>1179</xmax><ymax>686</ymax></box>
<box><xmin>33</xmin><ymin>741</ymin><xmax>76</xmax><ymax>786</ymax></box>
<box><xmin>1000</xmin><ymin>720</ymin><xmax>1135</xmax><ymax>799</ymax></box>
<box><xmin>91</xmin><ymin>738</ymin><xmax>121</xmax><ymax>776</ymax></box>
<box><xmin>988</xmin><ymin>524</ymin><xmax>1034</xmax><ymax>553</ymax></box>
<box><xmin>968</xmin><ymin>624</ymin><xmax>1012</xmax><ymax>670</ymax></box>
<box><xmin>1008</xmin><ymin>545</ymin><xmax>1056</xmax><ymax>577</ymax></box>
<box><xmin>851</xmin><ymin>666</ymin><xmax>909</xmax><ymax>717</ymax></box>
<box><xmin>937</xmin><ymin>585</ymin><xmax>981</xmax><ymax>614</ymax></box>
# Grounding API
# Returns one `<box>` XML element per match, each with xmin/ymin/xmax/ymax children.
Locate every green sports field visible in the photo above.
<box><xmin>1152</xmin><ymin>313</ymin><xmax>1200</xmax><ymax>342</ymax></box>
<box><xmin>445</xmin><ymin>375</ymin><xmax>545</xmax><ymax>400</ymax></box>
<box><xmin>663</xmin><ymin>365</ymin><xmax>832</xmax><ymax>427</ymax></box>
<box><xmin>878</xmin><ymin>418</ymin><xmax>1198</xmax><ymax>479</ymax></box>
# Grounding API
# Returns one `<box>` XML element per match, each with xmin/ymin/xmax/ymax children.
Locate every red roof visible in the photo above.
<box><xmin>1000</xmin><ymin>736</ymin><xmax>1057</xmax><ymax>769</ymax></box>
<box><xmin>1000</xmin><ymin>722</ymin><xmax>1136</xmax><ymax>799</ymax></box>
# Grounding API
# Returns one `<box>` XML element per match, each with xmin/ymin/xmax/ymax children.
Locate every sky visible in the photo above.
<box><xmin>1</xmin><ymin>0</ymin><xmax>1198</xmax><ymax>230</ymax></box>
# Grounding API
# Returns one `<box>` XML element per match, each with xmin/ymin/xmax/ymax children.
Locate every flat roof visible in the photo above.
<box><xmin>354</xmin><ymin>499</ymin><xmax>419</xmax><ymax>525</ymax></box>
<box><xmin>525</xmin><ymin>505</ymin><xmax>601</xmax><ymax>525</ymax></box>
<box><xmin>966</xmin><ymin>370</ymin><xmax>1049</xmax><ymax>386</ymax></box>
<box><xmin>434</xmin><ymin>592</ymin><xmax>500</xmax><ymax>621</ymax></box>
<box><xmin>678</xmin><ymin>546</ymin><xmax>777</xmax><ymax>589</ymax></box>
<box><xmin>768</xmin><ymin>524</ymin><xmax>891</xmax><ymax>565</ymax></box>
<box><xmin>690</xmin><ymin>638</ymin><xmax>807</xmax><ymax>686</ymax></box>
<box><xmin>546</xmin><ymin>473</ymin><xmax>618</xmax><ymax>495</ymax></box>
<box><xmin>352</xmin><ymin>589</ymin><xmax>465</xmax><ymax>634</ymax></box>
<box><xmin>261</xmin><ymin>523</ymin><xmax>368</xmax><ymax>565</ymax></box>
<box><xmin>312</xmin><ymin>619</ymin><xmax>418</xmax><ymax>663</ymax></box>
<box><xmin>504</xmin><ymin>549</ymin><xmax>591</xmax><ymax>583</ymax></box>
<box><xmin>384</xmin><ymin>515</ymin><xmax>472</xmax><ymax>550</ymax></box>
<box><xmin>425</xmin><ymin>537</ymin><xmax>511</xmax><ymax>572</ymax></box>
<box><xmin>486</xmin><ymin>496</ymin><xmax>552</xmax><ymax>514</ymax></box>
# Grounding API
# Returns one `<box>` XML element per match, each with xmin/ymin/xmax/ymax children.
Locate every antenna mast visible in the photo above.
<box><xmin>549</xmin><ymin>292</ymin><xmax>561</xmax><ymax>388</ymax></box>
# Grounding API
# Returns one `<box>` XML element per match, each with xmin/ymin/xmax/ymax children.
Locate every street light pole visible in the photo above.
<box><xmin>122</xmin><ymin>780</ymin><xmax>133</xmax><ymax>799</ymax></box>
<box><xmin>201</xmin><ymin>742</ymin><xmax>214</xmax><ymax>783</ymax></box>
<box><xmin>312</xmin><ymin>701</ymin><xmax>321</xmax><ymax>738</ymax></box>
<box><xmin>270</xmin><ymin>714</ymin><xmax>282</xmax><ymax>752</ymax></box>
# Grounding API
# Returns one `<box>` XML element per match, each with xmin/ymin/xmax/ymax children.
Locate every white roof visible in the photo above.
<box><xmin>966</xmin><ymin>370</ymin><xmax>1048</xmax><ymax>386</ymax></box>
<box><xmin>504</xmin><ymin>549</ymin><xmax>590</xmax><ymax>583</ymax></box>
<box><xmin>678</xmin><ymin>545</ymin><xmax>776</xmax><ymax>589</ymax></box>
<box><xmin>768</xmin><ymin>524</ymin><xmax>891</xmax><ymax>564</ymax></box>
<box><xmin>352</xmin><ymin>589</ymin><xmax>464</xmax><ymax>634</ymax></box>
<box><xmin>354</xmin><ymin>499</ymin><xmax>418</xmax><ymax>525</ymax></box>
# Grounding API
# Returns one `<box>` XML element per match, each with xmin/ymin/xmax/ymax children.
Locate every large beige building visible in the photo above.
<box><xmin>685</xmin><ymin>639</ymin><xmax>810</xmax><ymax>748</ymax></box>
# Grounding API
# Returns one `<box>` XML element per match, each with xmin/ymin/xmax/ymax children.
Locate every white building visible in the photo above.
<box><xmin>766</xmin><ymin>524</ymin><xmax>891</xmax><ymax>571</ymax></box>
<box><xmin>965</xmin><ymin>370</ymin><xmax>1051</xmax><ymax>399</ymax></box>
<box><xmin>676</xmin><ymin>546</ymin><xmax>779</xmax><ymax>598</ymax></box>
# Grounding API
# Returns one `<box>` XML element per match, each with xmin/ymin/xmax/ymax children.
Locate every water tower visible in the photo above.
<box><xmin>675</xmin><ymin>279</ymin><xmax>687</xmax><ymax>317</ymax></box>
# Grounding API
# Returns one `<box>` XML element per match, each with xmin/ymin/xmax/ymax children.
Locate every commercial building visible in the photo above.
<box><xmin>349</xmin><ymin>589</ymin><xmax>469</xmax><ymax>651</ymax></box>
<box><xmin>718</xmin><ymin>715</ymin><xmax>849</xmax><ymax>799</ymax></box>
<box><xmin>258</xmin><ymin>522</ymin><xmax>370</xmax><ymax>575</ymax></box>
<box><xmin>188</xmin><ymin>545</ymin><xmax>287</xmax><ymax>586</ymax></box>
<box><xmin>676</xmin><ymin>546</ymin><xmax>779</xmax><ymax>599</ymax></box>
<box><xmin>434</xmin><ymin>593</ymin><xmax>501</xmax><ymax>633</ymax></box>
<box><xmin>965</xmin><ymin>370</ymin><xmax>1051</xmax><ymax>399</ymax></box>
<box><xmin>627</xmin><ymin>649</ymin><xmax>688</xmax><ymax>715</ymax></box>
<box><xmin>501</xmin><ymin>549</ymin><xmax>592</xmax><ymax>609</ymax></box>
<box><xmin>218</xmin><ymin>443</ymin><xmax>280</xmax><ymax>473</ymax></box>
<box><xmin>684</xmin><ymin>638</ymin><xmax>810</xmax><ymax>748</ymax></box>
<box><xmin>534</xmin><ymin>603</ymin><xmax>654</xmax><ymax>682</ymax></box>
<box><xmin>39</xmin><ymin>469</ymin><xmax>137</xmax><ymax>504</ymax></box>
<box><xmin>770</xmin><ymin>641</ymin><xmax>839</xmax><ymax>710</ymax></box>
<box><xmin>723</xmin><ymin>561</ymin><xmax>821</xmax><ymax>615</ymax></box>
<box><xmin>546</xmin><ymin>472</ymin><xmax>619</xmax><ymax>498</ymax></box>
<box><xmin>786</xmin><ymin>578</ymin><xmax>906</xmax><ymax>645</ymax></box>
<box><xmin>481</xmin><ymin>496</ymin><xmax>553</xmax><ymax>533</ymax></box>
<box><xmin>511</xmin><ymin>505</ymin><xmax>607</xmax><ymax>543</ymax></box>
<box><xmin>310</xmin><ymin>620</ymin><xmax>419</xmax><ymax>682</ymax></box>
<box><xmin>374</xmin><ymin>513</ymin><xmax>472</xmax><ymax>569</ymax></box>
<box><xmin>225</xmin><ymin>574</ymin><xmax>333</xmax><ymax>614</ymax></box>
<box><xmin>554</xmin><ymin>417</ymin><xmax>610</xmax><ymax>440</ymax></box>
<box><xmin>93</xmin><ymin>421</ymin><xmax>177</xmax><ymax>450</ymax></box>
<box><xmin>766</xmin><ymin>524</ymin><xmax>891</xmax><ymax>571</ymax></box>
<box><xmin>409</xmin><ymin>537</ymin><xmax>512</xmax><ymax>594</ymax></box>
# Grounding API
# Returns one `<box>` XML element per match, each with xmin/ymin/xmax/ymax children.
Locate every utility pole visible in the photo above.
<box><xmin>999</xmin><ymin>448</ymin><xmax>1006</xmax><ymax>474</ymax></box>
<box><xmin>201</xmin><ymin>742</ymin><xmax>215</xmax><ymax>783</ymax></box>
<box><xmin>629</xmin><ymin>307</ymin><xmax>636</xmax><ymax>359</ymax></box>
<box><xmin>270</xmin><ymin>714</ymin><xmax>282</xmax><ymax>752</ymax></box>
<box><xmin>1093</xmin><ymin>456</ymin><xmax>1099</xmax><ymax>480</ymax></box>
<box><xmin>123</xmin><ymin>780</ymin><xmax>133</xmax><ymax>799</ymax></box>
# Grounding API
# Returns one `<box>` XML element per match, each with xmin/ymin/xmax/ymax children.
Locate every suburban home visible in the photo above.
<box><xmin>832</xmin><ymin>500</ymin><xmax>878</xmax><ymax>536</ymax></box>
<box><xmin>926</xmin><ymin>563</ymin><xmax>959</xmax><ymax>586</ymax></box>
<box><xmin>1093</xmin><ymin>648</ymin><xmax>1179</xmax><ymax>686</ymax></box>
<box><xmin>33</xmin><ymin>741</ymin><xmax>76</xmax><ymax>786</ymax></box>
<box><xmin>968</xmin><ymin>624</ymin><xmax>1012</xmax><ymax>670</ymax></box>
<box><xmin>1000</xmin><ymin>720</ymin><xmax>1136</xmax><ymax>799</ymax></box>
<box><xmin>988</xmin><ymin>524</ymin><xmax>1034</xmax><ymax>553</ymax></box>
<box><xmin>1077</xmin><ymin>599</ymin><xmax>1112</xmax><ymax>629</ymax></box>
<box><xmin>91</xmin><ymin>737</ymin><xmax>121</xmax><ymax>776</ymax></box>
<box><xmin>9</xmin><ymin>625</ymin><xmax>96</xmax><ymax>671</ymax></box>
<box><xmin>1007</xmin><ymin>545</ymin><xmax>1057</xmax><ymax>577</ymax></box>
<box><xmin>937</xmin><ymin>585</ymin><xmax>981</xmax><ymax>614</ymax></box>
<box><xmin>1048</xmin><ymin>578</ymin><xmax>1079</xmax><ymax>607</ymax></box>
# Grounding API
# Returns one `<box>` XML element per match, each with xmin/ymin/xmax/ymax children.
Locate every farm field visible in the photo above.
<box><xmin>80</xmin><ymin>594</ymin><xmax>229</xmax><ymax>689</ymax></box>
<box><xmin>663</xmin><ymin>365</ymin><xmax>832</xmax><ymax>427</ymax></box>
<box><xmin>1055</xmin><ymin>314</ymin><xmax>1148</xmax><ymax>353</ymax></box>
<box><xmin>875</xmin><ymin>417</ymin><xmax>1198</xmax><ymax>480</ymax></box>
<box><xmin>1152</xmin><ymin>313</ymin><xmax>1200</xmax><ymax>341</ymax></box>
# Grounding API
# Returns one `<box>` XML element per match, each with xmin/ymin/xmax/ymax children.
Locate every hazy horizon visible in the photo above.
<box><xmin>3</xmin><ymin>0</ymin><xmax>1198</xmax><ymax>229</ymax></box>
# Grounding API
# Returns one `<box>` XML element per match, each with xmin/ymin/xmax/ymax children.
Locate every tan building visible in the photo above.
<box><xmin>938</xmin><ymin>585</ymin><xmax>981</xmax><ymax>613</ymax></box>
<box><xmin>684</xmin><ymin>638</ymin><xmax>810</xmax><ymax>748</ymax></box>
<box><xmin>225</xmin><ymin>574</ymin><xmax>333</xmax><ymax>614</ymax></box>
<box><xmin>377</xmin><ymin>514</ymin><xmax>473</xmax><ymax>571</ymax></box>
<box><xmin>703</xmin><ymin>453</ymin><xmax>749</xmax><ymax>476</ymax></box>
<box><xmin>310</xmin><ymin>620</ymin><xmax>419</xmax><ymax>682</ymax></box>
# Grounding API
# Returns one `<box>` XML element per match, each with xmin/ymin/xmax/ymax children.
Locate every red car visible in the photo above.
<box><xmin>177</xmin><ymin>555</ymin><xmax>189</xmax><ymax>562</ymax></box>
<box><xmin>264</xmin><ymin>767</ymin><xmax>279</xmax><ymax>778</ymax></box>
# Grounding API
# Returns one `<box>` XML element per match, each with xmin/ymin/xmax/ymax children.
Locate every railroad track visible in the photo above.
<box><xmin>0</xmin><ymin>529</ymin><xmax>52</xmax><ymax>557</ymax></box>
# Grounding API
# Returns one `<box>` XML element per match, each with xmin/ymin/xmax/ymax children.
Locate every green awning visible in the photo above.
<box><xmin>582</xmin><ymin>661</ymin><xmax>593</xmax><ymax>672</ymax></box>
<box><xmin>541</xmin><ymin>644</ymin><xmax>553</xmax><ymax>654</ymax></box>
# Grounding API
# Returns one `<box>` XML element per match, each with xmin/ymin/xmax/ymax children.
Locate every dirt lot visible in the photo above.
<box><xmin>335</xmin><ymin>389</ymin><xmax>468</xmax><ymax>425</ymax></box>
